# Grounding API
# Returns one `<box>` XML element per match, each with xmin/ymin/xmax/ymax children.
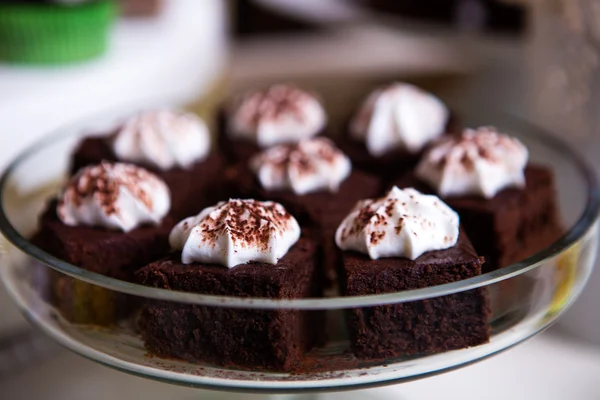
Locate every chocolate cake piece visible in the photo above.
<box><xmin>70</xmin><ymin>136</ymin><xmax>225</xmax><ymax>220</ymax></box>
<box><xmin>136</xmin><ymin>238</ymin><xmax>323</xmax><ymax>372</ymax></box>
<box><xmin>394</xmin><ymin>165</ymin><xmax>562</xmax><ymax>271</ymax></box>
<box><xmin>32</xmin><ymin>201</ymin><xmax>173</xmax><ymax>325</ymax></box>
<box><xmin>339</xmin><ymin>231</ymin><xmax>490</xmax><ymax>359</ymax></box>
<box><xmin>34</xmin><ymin>200</ymin><xmax>173</xmax><ymax>281</ymax></box>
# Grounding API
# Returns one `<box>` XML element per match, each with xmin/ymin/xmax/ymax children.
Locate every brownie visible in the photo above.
<box><xmin>70</xmin><ymin>136</ymin><xmax>225</xmax><ymax>220</ymax></box>
<box><xmin>34</xmin><ymin>200</ymin><xmax>174</xmax><ymax>281</ymax></box>
<box><xmin>394</xmin><ymin>165</ymin><xmax>562</xmax><ymax>271</ymax></box>
<box><xmin>217</xmin><ymin>110</ymin><xmax>327</xmax><ymax>165</ymax></box>
<box><xmin>333</xmin><ymin>113</ymin><xmax>460</xmax><ymax>183</ymax></box>
<box><xmin>136</xmin><ymin>238</ymin><xmax>324</xmax><ymax>372</ymax></box>
<box><xmin>31</xmin><ymin>201</ymin><xmax>173</xmax><ymax>325</ymax></box>
<box><xmin>339</xmin><ymin>231</ymin><xmax>490</xmax><ymax>359</ymax></box>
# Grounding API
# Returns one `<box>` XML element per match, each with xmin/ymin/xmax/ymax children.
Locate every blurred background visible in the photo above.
<box><xmin>2</xmin><ymin>0</ymin><xmax>600</xmax><ymax>399</ymax></box>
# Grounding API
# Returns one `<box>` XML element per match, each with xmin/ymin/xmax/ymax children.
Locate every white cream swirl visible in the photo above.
<box><xmin>169</xmin><ymin>199</ymin><xmax>301</xmax><ymax>268</ymax></box>
<box><xmin>57</xmin><ymin>162</ymin><xmax>171</xmax><ymax>232</ymax></box>
<box><xmin>228</xmin><ymin>84</ymin><xmax>326</xmax><ymax>147</ymax></box>
<box><xmin>350</xmin><ymin>82</ymin><xmax>449</xmax><ymax>156</ymax></box>
<box><xmin>249</xmin><ymin>138</ymin><xmax>351</xmax><ymax>195</ymax></box>
<box><xmin>112</xmin><ymin>110</ymin><xmax>210</xmax><ymax>170</ymax></box>
<box><xmin>335</xmin><ymin>186</ymin><xmax>459</xmax><ymax>260</ymax></box>
<box><xmin>416</xmin><ymin>126</ymin><xmax>529</xmax><ymax>199</ymax></box>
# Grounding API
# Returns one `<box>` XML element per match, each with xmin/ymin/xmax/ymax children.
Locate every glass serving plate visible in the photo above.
<box><xmin>0</xmin><ymin>109</ymin><xmax>598</xmax><ymax>395</ymax></box>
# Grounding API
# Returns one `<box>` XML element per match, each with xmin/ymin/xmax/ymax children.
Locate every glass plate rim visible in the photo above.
<box><xmin>0</xmin><ymin>110</ymin><xmax>598</xmax><ymax>310</ymax></box>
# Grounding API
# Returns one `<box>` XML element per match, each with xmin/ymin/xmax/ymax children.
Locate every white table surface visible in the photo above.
<box><xmin>1</xmin><ymin>2</ymin><xmax>600</xmax><ymax>399</ymax></box>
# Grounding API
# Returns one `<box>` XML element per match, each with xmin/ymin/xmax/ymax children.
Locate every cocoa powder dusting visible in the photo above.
<box><xmin>60</xmin><ymin>161</ymin><xmax>157</xmax><ymax>217</ymax></box>
<box><xmin>253</xmin><ymin>138</ymin><xmax>345</xmax><ymax>179</ymax></box>
<box><xmin>198</xmin><ymin>200</ymin><xmax>293</xmax><ymax>251</ymax></box>
<box><xmin>237</xmin><ymin>85</ymin><xmax>314</xmax><ymax>129</ymax></box>
<box><xmin>341</xmin><ymin>200</ymin><xmax>374</xmax><ymax>241</ymax></box>
<box><xmin>384</xmin><ymin>199</ymin><xmax>396</xmax><ymax>217</ymax></box>
<box><xmin>369</xmin><ymin>231</ymin><xmax>386</xmax><ymax>245</ymax></box>
<box><xmin>433</xmin><ymin>127</ymin><xmax>520</xmax><ymax>169</ymax></box>
<box><xmin>395</xmin><ymin>217</ymin><xmax>404</xmax><ymax>234</ymax></box>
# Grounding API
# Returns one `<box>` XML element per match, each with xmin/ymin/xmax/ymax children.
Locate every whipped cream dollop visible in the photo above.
<box><xmin>57</xmin><ymin>162</ymin><xmax>171</xmax><ymax>232</ymax></box>
<box><xmin>111</xmin><ymin>110</ymin><xmax>210</xmax><ymax>170</ymax></box>
<box><xmin>249</xmin><ymin>137</ymin><xmax>351</xmax><ymax>195</ymax></box>
<box><xmin>335</xmin><ymin>186</ymin><xmax>459</xmax><ymax>260</ymax></box>
<box><xmin>169</xmin><ymin>199</ymin><xmax>301</xmax><ymax>268</ymax></box>
<box><xmin>228</xmin><ymin>84</ymin><xmax>327</xmax><ymax>148</ymax></box>
<box><xmin>416</xmin><ymin>126</ymin><xmax>529</xmax><ymax>199</ymax></box>
<box><xmin>350</xmin><ymin>82</ymin><xmax>449</xmax><ymax>156</ymax></box>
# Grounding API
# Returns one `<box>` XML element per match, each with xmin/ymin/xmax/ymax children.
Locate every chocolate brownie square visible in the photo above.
<box><xmin>32</xmin><ymin>201</ymin><xmax>173</xmax><ymax>325</ymax></box>
<box><xmin>136</xmin><ymin>238</ymin><xmax>324</xmax><ymax>372</ymax></box>
<box><xmin>339</xmin><ymin>231</ymin><xmax>490</xmax><ymax>359</ymax></box>
<box><xmin>394</xmin><ymin>165</ymin><xmax>562</xmax><ymax>271</ymax></box>
<box><xmin>70</xmin><ymin>136</ymin><xmax>225</xmax><ymax>220</ymax></box>
<box><xmin>34</xmin><ymin>200</ymin><xmax>173</xmax><ymax>281</ymax></box>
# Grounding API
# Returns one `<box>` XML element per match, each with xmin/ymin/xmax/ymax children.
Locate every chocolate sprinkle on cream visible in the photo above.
<box><xmin>60</xmin><ymin>161</ymin><xmax>157</xmax><ymax>216</ymax></box>
<box><xmin>198</xmin><ymin>200</ymin><xmax>292</xmax><ymax>251</ymax></box>
<box><xmin>235</xmin><ymin>84</ymin><xmax>314</xmax><ymax>128</ymax></box>
<box><xmin>250</xmin><ymin>137</ymin><xmax>352</xmax><ymax>195</ymax></box>
<box><xmin>170</xmin><ymin>199</ymin><xmax>301</xmax><ymax>267</ymax></box>
<box><xmin>229</xmin><ymin>83</ymin><xmax>327</xmax><ymax>148</ymax></box>
<box><xmin>251</xmin><ymin>138</ymin><xmax>346</xmax><ymax>178</ymax></box>
<box><xmin>433</xmin><ymin>127</ymin><xmax>525</xmax><ymax>170</ymax></box>
<box><xmin>57</xmin><ymin>161</ymin><xmax>171</xmax><ymax>232</ymax></box>
<box><xmin>335</xmin><ymin>187</ymin><xmax>459</xmax><ymax>260</ymax></box>
<box><xmin>416</xmin><ymin>126</ymin><xmax>529</xmax><ymax>199</ymax></box>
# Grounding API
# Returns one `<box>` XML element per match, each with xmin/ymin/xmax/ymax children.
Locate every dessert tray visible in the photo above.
<box><xmin>0</xmin><ymin>109</ymin><xmax>598</xmax><ymax>395</ymax></box>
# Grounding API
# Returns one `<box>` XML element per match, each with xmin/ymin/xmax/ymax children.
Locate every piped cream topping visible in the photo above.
<box><xmin>335</xmin><ymin>186</ymin><xmax>459</xmax><ymax>260</ymax></box>
<box><xmin>415</xmin><ymin>126</ymin><xmax>528</xmax><ymax>199</ymax></box>
<box><xmin>169</xmin><ymin>199</ymin><xmax>301</xmax><ymax>268</ymax></box>
<box><xmin>58</xmin><ymin>162</ymin><xmax>171</xmax><ymax>232</ymax></box>
<box><xmin>350</xmin><ymin>82</ymin><xmax>449</xmax><ymax>156</ymax></box>
<box><xmin>228</xmin><ymin>84</ymin><xmax>326</xmax><ymax>147</ymax></box>
<box><xmin>112</xmin><ymin>109</ymin><xmax>210</xmax><ymax>170</ymax></box>
<box><xmin>249</xmin><ymin>137</ymin><xmax>351</xmax><ymax>195</ymax></box>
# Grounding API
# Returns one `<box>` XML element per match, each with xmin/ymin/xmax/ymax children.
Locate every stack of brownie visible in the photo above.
<box><xmin>31</xmin><ymin>82</ymin><xmax>562</xmax><ymax>371</ymax></box>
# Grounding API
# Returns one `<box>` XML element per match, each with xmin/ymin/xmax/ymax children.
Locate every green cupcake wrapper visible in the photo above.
<box><xmin>0</xmin><ymin>0</ymin><xmax>117</xmax><ymax>64</ymax></box>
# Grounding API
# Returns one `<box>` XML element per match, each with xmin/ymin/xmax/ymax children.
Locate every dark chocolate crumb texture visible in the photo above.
<box><xmin>137</xmin><ymin>199</ymin><xmax>323</xmax><ymax>371</ymax></box>
<box><xmin>334</xmin><ymin>187</ymin><xmax>490</xmax><ymax>359</ymax></box>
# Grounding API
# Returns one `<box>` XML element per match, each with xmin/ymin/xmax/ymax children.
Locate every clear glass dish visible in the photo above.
<box><xmin>0</xmin><ymin>109</ymin><xmax>598</xmax><ymax>394</ymax></box>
